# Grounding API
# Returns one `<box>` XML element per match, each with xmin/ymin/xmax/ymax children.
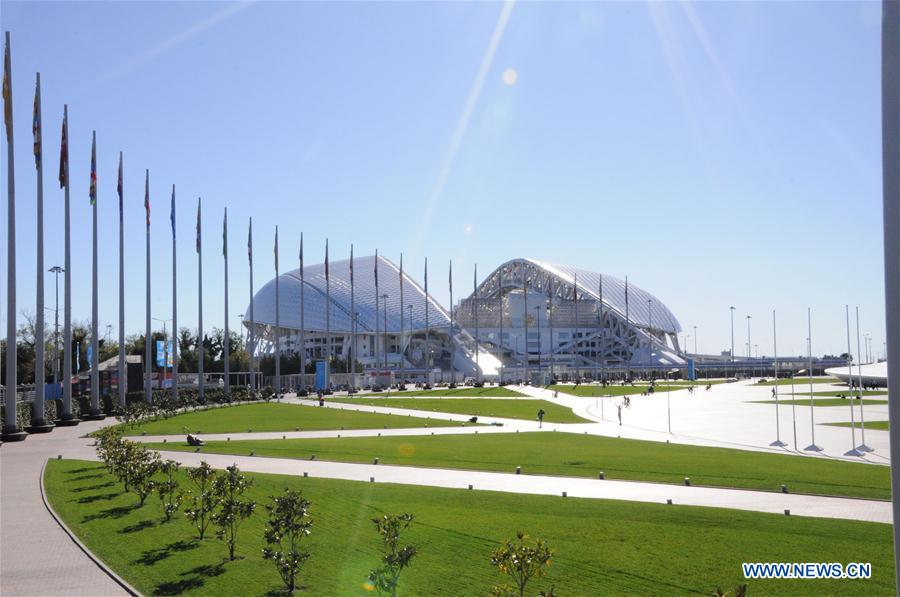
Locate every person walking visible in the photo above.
<box><xmin>537</xmin><ymin>408</ymin><xmax>545</xmax><ymax>428</ymax></box>
<box><xmin>617</xmin><ymin>403</ymin><xmax>623</xmax><ymax>426</ymax></box>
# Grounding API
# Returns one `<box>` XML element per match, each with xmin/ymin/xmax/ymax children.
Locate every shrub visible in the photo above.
<box><xmin>156</xmin><ymin>460</ymin><xmax>185</xmax><ymax>521</ymax></box>
<box><xmin>211</xmin><ymin>464</ymin><xmax>256</xmax><ymax>560</ymax></box>
<box><xmin>368</xmin><ymin>513</ymin><xmax>417</xmax><ymax>597</ymax></box>
<box><xmin>127</xmin><ymin>445</ymin><xmax>161</xmax><ymax>506</ymax></box>
<box><xmin>262</xmin><ymin>489</ymin><xmax>313</xmax><ymax>594</ymax></box>
<box><xmin>184</xmin><ymin>461</ymin><xmax>219</xmax><ymax>540</ymax></box>
<box><xmin>490</xmin><ymin>531</ymin><xmax>554</xmax><ymax>597</ymax></box>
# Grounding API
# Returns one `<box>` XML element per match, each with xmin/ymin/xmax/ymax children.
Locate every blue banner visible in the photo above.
<box><xmin>687</xmin><ymin>358</ymin><xmax>696</xmax><ymax>381</ymax></box>
<box><xmin>315</xmin><ymin>360</ymin><xmax>329</xmax><ymax>390</ymax></box>
<box><xmin>156</xmin><ymin>340</ymin><xmax>175</xmax><ymax>367</ymax></box>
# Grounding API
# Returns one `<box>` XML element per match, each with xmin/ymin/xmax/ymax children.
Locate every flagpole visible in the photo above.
<box><xmin>31</xmin><ymin>71</ymin><xmax>51</xmax><ymax>431</ymax></box>
<box><xmin>325</xmin><ymin>238</ymin><xmax>330</xmax><ymax>389</ymax></box>
<box><xmin>117</xmin><ymin>152</ymin><xmax>125</xmax><ymax>408</ymax></box>
<box><xmin>59</xmin><ymin>105</ymin><xmax>78</xmax><ymax>423</ymax></box>
<box><xmin>498</xmin><ymin>264</ymin><xmax>503</xmax><ymax>384</ymax></box>
<box><xmin>424</xmin><ymin>257</ymin><xmax>430</xmax><ymax>373</ymax></box>
<box><xmin>770</xmin><ymin>310</ymin><xmax>786</xmax><ymax>447</ymax></box>
<box><xmin>547</xmin><ymin>277</ymin><xmax>553</xmax><ymax>381</ymax></box>
<box><xmin>599</xmin><ymin>275</ymin><xmax>604</xmax><ymax>385</ymax></box>
<box><xmin>522</xmin><ymin>265</ymin><xmax>528</xmax><ymax>383</ymax></box>
<box><xmin>375</xmin><ymin>250</ymin><xmax>380</xmax><ymax>373</ymax></box>
<box><xmin>87</xmin><ymin>130</ymin><xmax>103</xmax><ymax>419</ymax></box>
<box><xmin>349</xmin><ymin>244</ymin><xmax>355</xmax><ymax>391</ymax></box>
<box><xmin>448</xmin><ymin>260</ymin><xmax>454</xmax><ymax>386</ymax></box>
<box><xmin>572</xmin><ymin>273</ymin><xmax>578</xmax><ymax>382</ymax></box>
<box><xmin>399</xmin><ymin>253</ymin><xmax>404</xmax><ymax>381</ymax></box>
<box><xmin>473</xmin><ymin>264</ymin><xmax>479</xmax><ymax>382</ymax></box>
<box><xmin>144</xmin><ymin>170</ymin><xmax>151</xmax><ymax>403</ymax></box>
<box><xmin>223</xmin><ymin>207</ymin><xmax>229</xmax><ymax>397</ymax></box>
<box><xmin>804</xmin><ymin>307</ymin><xmax>822</xmax><ymax>451</ymax></box>
<box><xmin>274</xmin><ymin>226</ymin><xmax>281</xmax><ymax>396</ymax></box>
<box><xmin>2</xmin><ymin>32</ymin><xmax>25</xmax><ymax>440</ymax></box>
<box><xmin>248</xmin><ymin>218</ymin><xmax>256</xmax><ymax>393</ymax></box>
<box><xmin>197</xmin><ymin>197</ymin><xmax>203</xmax><ymax>401</ymax></box>
<box><xmin>171</xmin><ymin>185</ymin><xmax>178</xmax><ymax>402</ymax></box>
<box><xmin>855</xmin><ymin>306</ymin><xmax>872</xmax><ymax>451</ymax></box>
<box><xmin>298</xmin><ymin>233</ymin><xmax>304</xmax><ymax>393</ymax></box>
<box><xmin>844</xmin><ymin>304</ymin><xmax>862</xmax><ymax>457</ymax></box>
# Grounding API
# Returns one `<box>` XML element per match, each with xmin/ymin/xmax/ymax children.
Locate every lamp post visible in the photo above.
<box><xmin>693</xmin><ymin>325</ymin><xmax>697</xmax><ymax>355</ymax></box>
<box><xmin>49</xmin><ymin>266</ymin><xmax>64</xmax><ymax>386</ymax></box>
<box><xmin>381</xmin><ymin>294</ymin><xmax>389</xmax><ymax>371</ymax></box>
<box><xmin>745</xmin><ymin>315</ymin><xmax>752</xmax><ymax>378</ymax></box>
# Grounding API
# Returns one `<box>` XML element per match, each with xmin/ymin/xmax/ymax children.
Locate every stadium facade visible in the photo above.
<box><xmin>245</xmin><ymin>255</ymin><xmax>684</xmax><ymax>379</ymax></box>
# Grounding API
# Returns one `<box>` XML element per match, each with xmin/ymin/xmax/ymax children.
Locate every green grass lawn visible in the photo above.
<box><xmin>330</xmin><ymin>398</ymin><xmax>588</xmax><ymax>423</ymax></box>
<box><xmin>45</xmin><ymin>459</ymin><xmax>894</xmax><ymax>596</ymax></box>
<box><xmin>114</xmin><ymin>403</ymin><xmax>468</xmax><ymax>436</ymax></box>
<box><xmin>751</xmin><ymin>398</ymin><xmax>889</xmax><ymax>408</ymax></box>
<box><xmin>148</xmin><ymin>431</ymin><xmax>891</xmax><ymax>499</ymax></box>
<box><xmin>827</xmin><ymin>421</ymin><xmax>889</xmax><ymax>431</ymax></box>
<box><xmin>547</xmin><ymin>384</ymin><xmax>687</xmax><ymax>397</ymax></box>
<box><xmin>787</xmin><ymin>390</ymin><xmax>888</xmax><ymax>397</ymax></box>
<box><xmin>357</xmin><ymin>386</ymin><xmax>525</xmax><ymax>397</ymax></box>
<box><xmin>756</xmin><ymin>378</ymin><xmax>839</xmax><ymax>386</ymax></box>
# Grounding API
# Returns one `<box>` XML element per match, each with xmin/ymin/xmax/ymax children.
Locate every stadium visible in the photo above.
<box><xmin>245</xmin><ymin>256</ymin><xmax>685</xmax><ymax>381</ymax></box>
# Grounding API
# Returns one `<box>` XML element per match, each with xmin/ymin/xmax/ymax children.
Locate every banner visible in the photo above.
<box><xmin>156</xmin><ymin>340</ymin><xmax>175</xmax><ymax>367</ymax></box>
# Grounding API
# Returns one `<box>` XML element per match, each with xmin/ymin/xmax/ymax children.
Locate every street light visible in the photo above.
<box><xmin>49</xmin><ymin>266</ymin><xmax>65</xmax><ymax>386</ymax></box>
<box><xmin>693</xmin><ymin>325</ymin><xmax>698</xmax><ymax>355</ymax></box>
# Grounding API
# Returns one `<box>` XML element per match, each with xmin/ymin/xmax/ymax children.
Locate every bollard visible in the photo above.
<box><xmin>295</xmin><ymin>427</ymin><xmax>299</xmax><ymax>432</ymax></box>
<box><xmin>303</xmin><ymin>472</ymin><xmax>308</xmax><ymax>478</ymax></box>
<box><xmin>141</xmin><ymin>431</ymin><xmax>147</xmax><ymax>436</ymax></box>
<box><xmin>468</xmin><ymin>484</ymin><xmax>473</xmax><ymax>490</ymax></box>
<box><xmin>370</xmin><ymin>477</ymin><xmax>375</xmax><ymax>483</ymax></box>
<box><xmin>667</xmin><ymin>499</ymin><xmax>672</xmax><ymax>505</ymax></box>
<box><xmin>516</xmin><ymin>466</ymin><xmax>521</xmax><ymax>475</ymax></box>
<box><xmin>378</xmin><ymin>433</ymin><xmax>381</xmax><ymax>437</ymax></box>
<box><xmin>283</xmin><ymin>435</ymin><xmax>286</xmax><ymax>440</ymax></box>
<box><xmin>163</xmin><ymin>438</ymin><xmax>167</xmax><ymax>443</ymax></box>
<box><xmin>562</xmin><ymin>491</ymin><xmax>567</xmax><ymax>497</ymax></box>
<box><xmin>781</xmin><ymin>484</ymin><xmax>788</xmax><ymax>494</ymax></box>
<box><xmin>310</xmin><ymin>454</ymin><xmax>316</xmax><ymax>460</ymax></box>
<box><xmin>57</xmin><ymin>454</ymin><xmax>62</xmax><ymax>460</ymax></box>
<box><xmin>250</xmin><ymin>451</ymin><xmax>255</xmax><ymax>456</ymax></box>
<box><xmin>684</xmin><ymin>477</ymin><xmax>691</xmax><ymax>486</ymax></box>
<box><xmin>431</xmin><ymin>432</ymin><xmax>434</xmax><ymax>436</ymax></box>
<box><xmin>374</xmin><ymin>457</ymin><xmax>380</xmax><ymax>465</ymax></box>
<box><xmin>599</xmin><ymin>471</ymin><xmax>605</xmax><ymax>480</ymax></box>
<box><xmin>248</xmin><ymin>428</ymin><xmax>252</xmax><ymax>433</ymax></box>
<box><xmin>784</xmin><ymin>509</ymin><xmax>791</xmax><ymax>516</ymax></box>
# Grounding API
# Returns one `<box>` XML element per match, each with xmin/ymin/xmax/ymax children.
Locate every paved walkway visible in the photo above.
<box><xmin>0</xmin><ymin>419</ymin><xmax>126</xmax><ymax>597</ymax></box>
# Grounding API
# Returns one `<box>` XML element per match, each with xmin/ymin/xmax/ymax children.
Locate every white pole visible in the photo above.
<box><xmin>324</xmin><ymin>238</ymin><xmax>330</xmax><ymax>388</ymax></box>
<box><xmin>144</xmin><ymin>170</ymin><xmax>151</xmax><ymax>403</ymax></box>
<box><xmin>790</xmin><ymin>369</ymin><xmax>797</xmax><ymax>451</ymax></box>
<box><xmin>804</xmin><ymin>307</ymin><xmax>822</xmax><ymax>451</ymax></box>
<box><xmin>223</xmin><ymin>207</ymin><xmax>229</xmax><ymax>396</ymax></box>
<box><xmin>843</xmin><ymin>305</ymin><xmax>862</xmax><ymax>457</ymax></box>
<box><xmin>248</xmin><ymin>218</ymin><xmax>255</xmax><ymax>392</ymax></box>
<box><xmin>2</xmin><ymin>32</ymin><xmax>24</xmax><ymax>439</ymax></box>
<box><xmin>197</xmin><ymin>197</ymin><xmax>203</xmax><ymax>401</ymax></box>
<box><xmin>856</xmin><ymin>306</ymin><xmax>872</xmax><ymax>452</ymax></box>
<box><xmin>880</xmin><ymin>0</ymin><xmax>900</xmax><ymax>585</ymax></box>
<box><xmin>349</xmin><ymin>244</ymin><xmax>354</xmax><ymax>390</ymax></box>
<box><xmin>770</xmin><ymin>310</ymin><xmax>786</xmax><ymax>447</ymax></box>
<box><xmin>32</xmin><ymin>72</ymin><xmax>49</xmax><ymax>430</ymax></box>
<box><xmin>171</xmin><ymin>185</ymin><xmax>178</xmax><ymax>402</ymax></box>
<box><xmin>117</xmin><ymin>153</ymin><xmax>125</xmax><ymax>408</ymax></box>
<box><xmin>274</xmin><ymin>226</ymin><xmax>280</xmax><ymax>396</ymax></box>
<box><xmin>89</xmin><ymin>131</ymin><xmax>102</xmax><ymax>418</ymax></box>
<box><xmin>298</xmin><ymin>233</ymin><xmax>304</xmax><ymax>392</ymax></box>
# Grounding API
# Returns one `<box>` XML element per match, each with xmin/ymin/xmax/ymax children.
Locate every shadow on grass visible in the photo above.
<box><xmin>71</xmin><ymin>481</ymin><xmax>116</xmax><ymax>493</ymax></box>
<box><xmin>70</xmin><ymin>473</ymin><xmax>105</xmax><ymax>482</ymax></box>
<box><xmin>120</xmin><ymin>519</ymin><xmax>157</xmax><ymax>534</ymax></box>
<box><xmin>66</xmin><ymin>465</ymin><xmax>104</xmax><ymax>474</ymax></box>
<box><xmin>82</xmin><ymin>503</ymin><xmax>140</xmax><ymax>523</ymax></box>
<box><xmin>152</xmin><ymin>560</ymin><xmax>226</xmax><ymax>595</ymax></box>
<box><xmin>135</xmin><ymin>539</ymin><xmax>199</xmax><ymax>566</ymax></box>
<box><xmin>75</xmin><ymin>492</ymin><xmax>120</xmax><ymax>504</ymax></box>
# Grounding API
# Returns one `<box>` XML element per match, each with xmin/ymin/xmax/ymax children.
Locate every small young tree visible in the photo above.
<box><xmin>156</xmin><ymin>460</ymin><xmax>185</xmax><ymax>521</ymax></box>
<box><xmin>184</xmin><ymin>461</ymin><xmax>220</xmax><ymax>539</ymax></box>
<box><xmin>211</xmin><ymin>464</ymin><xmax>256</xmax><ymax>560</ymax></box>
<box><xmin>368</xmin><ymin>513</ymin><xmax>417</xmax><ymax>597</ymax></box>
<box><xmin>127</xmin><ymin>446</ymin><xmax>161</xmax><ymax>506</ymax></box>
<box><xmin>262</xmin><ymin>489</ymin><xmax>313</xmax><ymax>594</ymax></box>
<box><xmin>490</xmin><ymin>531</ymin><xmax>554</xmax><ymax>597</ymax></box>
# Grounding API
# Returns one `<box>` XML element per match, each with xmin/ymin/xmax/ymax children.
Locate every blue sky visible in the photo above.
<box><xmin>0</xmin><ymin>1</ymin><xmax>887</xmax><ymax>358</ymax></box>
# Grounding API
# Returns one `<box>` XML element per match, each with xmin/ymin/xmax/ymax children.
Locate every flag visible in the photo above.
<box><xmin>143</xmin><ymin>169</ymin><xmax>150</xmax><ymax>227</ymax></box>
<box><xmin>59</xmin><ymin>109</ymin><xmax>68</xmax><ymax>188</ymax></box>
<box><xmin>2</xmin><ymin>34</ymin><xmax>10</xmax><ymax>142</ymax></box>
<box><xmin>116</xmin><ymin>152</ymin><xmax>123</xmax><ymax>222</ymax></box>
<box><xmin>424</xmin><ymin>257</ymin><xmax>428</xmax><ymax>293</ymax></box>
<box><xmin>274</xmin><ymin>226</ymin><xmax>279</xmax><ymax>270</ymax></box>
<box><xmin>298</xmin><ymin>231</ymin><xmax>303</xmax><ymax>268</ymax></box>
<box><xmin>170</xmin><ymin>185</ymin><xmax>176</xmax><ymax>238</ymax></box>
<box><xmin>195</xmin><ymin>197</ymin><xmax>201</xmax><ymax>253</ymax></box>
<box><xmin>222</xmin><ymin>207</ymin><xmax>227</xmax><ymax>257</ymax></box>
<box><xmin>32</xmin><ymin>73</ymin><xmax>41</xmax><ymax>169</ymax></box>
<box><xmin>324</xmin><ymin>238</ymin><xmax>329</xmax><ymax>279</ymax></box>
<box><xmin>247</xmin><ymin>218</ymin><xmax>253</xmax><ymax>262</ymax></box>
<box><xmin>349</xmin><ymin>244</ymin><xmax>354</xmax><ymax>283</ymax></box>
<box><xmin>399</xmin><ymin>253</ymin><xmax>403</xmax><ymax>283</ymax></box>
<box><xmin>374</xmin><ymin>249</ymin><xmax>379</xmax><ymax>286</ymax></box>
<box><xmin>89</xmin><ymin>131</ymin><xmax>97</xmax><ymax>204</ymax></box>
<box><xmin>449</xmin><ymin>260</ymin><xmax>452</xmax><ymax>294</ymax></box>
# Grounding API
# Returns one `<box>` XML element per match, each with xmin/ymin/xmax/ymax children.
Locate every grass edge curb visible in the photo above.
<box><xmin>39</xmin><ymin>459</ymin><xmax>142</xmax><ymax>597</ymax></box>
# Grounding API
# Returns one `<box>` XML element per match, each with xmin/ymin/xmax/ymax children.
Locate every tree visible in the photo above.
<box><xmin>184</xmin><ymin>461</ymin><xmax>220</xmax><ymax>539</ymax></box>
<box><xmin>490</xmin><ymin>531</ymin><xmax>554</xmax><ymax>597</ymax></box>
<box><xmin>368</xmin><ymin>513</ymin><xmax>417</xmax><ymax>597</ymax></box>
<box><xmin>262</xmin><ymin>489</ymin><xmax>313</xmax><ymax>594</ymax></box>
<box><xmin>127</xmin><ymin>445</ymin><xmax>161</xmax><ymax>506</ymax></box>
<box><xmin>156</xmin><ymin>460</ymin><xmax>185</xmax><ymax>521</ymax></box>
<box><xmin>211</xmin><ymin>464</ymin><xmax>256</xmax><ymax>560</ymax></box>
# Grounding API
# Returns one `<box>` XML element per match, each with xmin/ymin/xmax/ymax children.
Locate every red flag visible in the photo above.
<box><xmin>58</xmin><ymin>108</ymin><xmax>68</xmax><ymax>189</ymax></box>
<box><xmin>143</xmin><ymin>170</ymin><xmax>150</xmax><ymax>227</ymax></box>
